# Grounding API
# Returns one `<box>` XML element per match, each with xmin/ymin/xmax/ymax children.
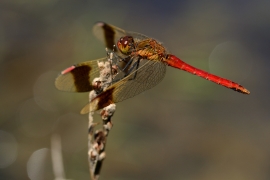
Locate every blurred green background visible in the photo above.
<box><xmin>0</xmin><ymin>0</ymin><xmax>269</xmax><ymax>179</ymax></box>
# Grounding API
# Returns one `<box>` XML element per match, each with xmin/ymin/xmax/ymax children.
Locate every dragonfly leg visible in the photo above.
<box><xmin>104</xmin><ymin>48</ymin><xmax>125</xmax><ymax>86</ymax></box>
<box><xmin>113</xmin><ymin>56</ymin><xmax>134</xmax><ymax>73</ymax></box>
<box><xmin>122</xmin><ymin>57</ymin><xmax>134</xmax><ymax>71</ymax></box>
<box><xmin>125</xmin><ymin>58</ymin><xmax>141</xmax><ymax>80</ymax></box>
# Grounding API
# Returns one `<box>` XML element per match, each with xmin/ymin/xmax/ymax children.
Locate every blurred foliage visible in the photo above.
<box><xmin>0</xmin><ymin>0</ymin><xmax>270</xmax><ymax>179</ymax></box>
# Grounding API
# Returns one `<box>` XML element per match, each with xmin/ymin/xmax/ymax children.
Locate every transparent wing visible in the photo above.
<box><xmin>81</xmin><ymin>59</ymin><xmax>166</xmax><ymax>113</ymax></box>
<box><xmin>55</xmin><ymin>57</ymin><xmax>108</xmax><ymax>92</ymax></box>
<box><xmin>111</xmin><ymin>60</ymin><xmax>166</xmax><ymax>102</ymax></box>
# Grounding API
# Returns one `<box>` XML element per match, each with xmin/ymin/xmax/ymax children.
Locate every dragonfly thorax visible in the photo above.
<box><xmin>135</xmin><ymin>38</ymin><xmax>168</xmax><ymax>61</ymax></box>
<box><xmin>117</xmin><ymin>36</ymin><xmax>168</xmax><ymax>62</ymax></box>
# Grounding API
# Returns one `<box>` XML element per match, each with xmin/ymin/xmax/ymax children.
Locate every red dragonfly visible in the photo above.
<box><xmin>55</xmin><ymin>22</ymin><xmax>250</xmax><ymax>114</ymax></box>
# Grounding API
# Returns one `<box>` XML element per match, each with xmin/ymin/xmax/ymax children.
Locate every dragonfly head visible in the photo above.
<box><xmin>117</xmin><ymin>36</ymin><xmax>135</xmax><ymax>55</ymax></box>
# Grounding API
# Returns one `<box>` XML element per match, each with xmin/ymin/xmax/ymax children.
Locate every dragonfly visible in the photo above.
<box><xmin>55</xmin><ymin>22</ymin><xmax>250</xmax><ymax>114</ymax></box>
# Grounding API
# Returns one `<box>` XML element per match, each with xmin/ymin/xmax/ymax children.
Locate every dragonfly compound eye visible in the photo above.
<box><xmin>117</xmin><ymin>36</ymin><xmax>134</xmax><ymax>55</ymax></box>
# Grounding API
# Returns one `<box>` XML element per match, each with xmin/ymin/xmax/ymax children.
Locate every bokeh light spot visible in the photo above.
<box><xmin>0</xmin><ymin>130</ymin><xmax>18</xmax><ymax>168</ymax></box>
<box><xmin>209</xmin><ymin>41</ymin><xmax>253</xmax><ymax>82</ymax></box>
<box><xmin>27</xmin><ymin>148</ymin><xmax>53</xmax><ymax>180</ymax></box>
<box><xmin>18</xmin><ymin>98</ymin><xmax>57</xmax><ymax>137</ymax></box>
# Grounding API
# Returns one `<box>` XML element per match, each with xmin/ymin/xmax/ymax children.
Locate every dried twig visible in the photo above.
<box><xmin>88</xmin><ymin>50</ymin><xmax>117</xmax><ymax>180</ymax></box>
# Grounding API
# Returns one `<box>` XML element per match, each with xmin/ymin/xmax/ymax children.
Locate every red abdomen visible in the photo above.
<box><xmin>166</xmin><ymin>54</ymin><xmax>250</xmax><ymax>94</ymax></box>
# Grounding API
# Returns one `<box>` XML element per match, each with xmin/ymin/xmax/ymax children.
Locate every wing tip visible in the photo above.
<box><xmin>95</xmin><ymin>21</ymin><xmax>106</xmax><ymax>27</ymax></box>
<box><xmin>80</xmin><ymin>99</ymin><xmax>99</xmax><ymax>114</ymax></box>
<box><xmin>80</xmin><ymin>108</ymin><xmax>89</xmax><ymax>114</ymax></box>
<box><xmin>61</xmin><ymin>65</ymin><xmax>76</xmax><ymax>75</ymax></box>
